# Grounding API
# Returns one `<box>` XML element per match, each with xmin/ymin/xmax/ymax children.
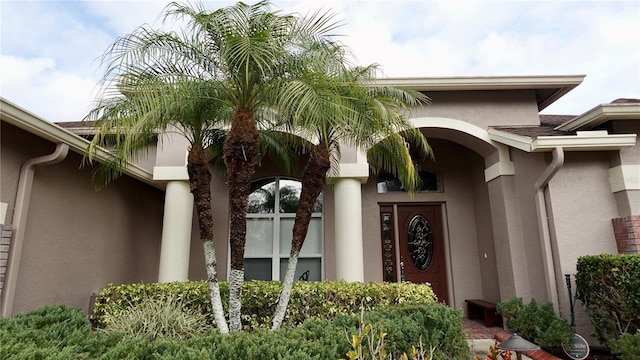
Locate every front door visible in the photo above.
<box><xmin>380</xmin><ymin>204</ymin><xmax>449</xmax><ymax>304</ymax></box>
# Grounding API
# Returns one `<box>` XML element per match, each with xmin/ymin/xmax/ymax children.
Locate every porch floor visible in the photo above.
<box><xmin>463</xmin><ymin>318</ymin><xmax>505</xmax><ymax>339</ymax></box>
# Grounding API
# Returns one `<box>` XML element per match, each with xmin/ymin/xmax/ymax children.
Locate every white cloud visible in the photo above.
<box><xmin>1</xmin><ymin>55</ymin><xmax>96</xmax><ymax>122</ymax></box>
<box><xmin>0</xmin><ymin>0</ymin><xmax>638</xmax><ymax>120</ymax></box>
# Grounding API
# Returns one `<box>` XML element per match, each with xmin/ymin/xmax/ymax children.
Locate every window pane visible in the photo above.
<box><xmin>248</xmin><ymin>180</ymin><xmax>276</xmax><ymax>213</ymax></box>
<box><xmin>279</xmin><ymin>218</ymin><xmax>322</xmax><ymax>255</ymax></box>
<box><xmin>376</xmin><ymin>170</ymin><xmax>442</xmax><ymax>193</ymax></box>
<box><xmin>245</xmin><ymin>258</ymin><xmax>271</xmax><ymax>281</ymax></box>
<box><xmin>245</xmin><ymin>218</ymin><xmax>273</xmax><ymax>256</ymax></box>
<box><xmin>280</xmin><ymin>258</ymin><xmax>321</xmax><ymax>282</ymax></box>
<box><xmin>279</xmin><ymin>179</ymin><xmax>301</xmax><ymax>213</ymax></box>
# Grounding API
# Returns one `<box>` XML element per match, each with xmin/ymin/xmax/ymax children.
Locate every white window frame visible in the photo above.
<box><xmin>239</xmin><ymin>177</ymin><xmax>324</xmax><ymax>281</ymax></box>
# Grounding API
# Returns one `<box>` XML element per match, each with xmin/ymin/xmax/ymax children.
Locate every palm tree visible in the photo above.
<box><xmin>85</xmin><ymin>77</ymin><xmax>232</xmax><ymax>334</ymax></box>
<box><xmin>270</xmin><ymin>59</ymin><xmax>432</xmax><ymax>329</ymax></box>
<box><xmin>87</xmin><ymin>1</ymin><xmax>345</xmax><ymax>331</ymax></box>
<box><xmin>164</xmin><ymin>1</ymin><xmax>344</xmax><ymax>331</ymax></box>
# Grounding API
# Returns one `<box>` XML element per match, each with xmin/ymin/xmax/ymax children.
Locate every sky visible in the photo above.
<box><xmin>1</xmin><ymin>0</ymin><xmax>639</xmax><ymax>123</ymax></box>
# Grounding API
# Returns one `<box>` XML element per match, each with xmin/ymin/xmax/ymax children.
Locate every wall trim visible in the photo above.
<box><xmin>153</xmin><ymin>166</ymin><xmax>190</xmax><ymax>181</ymax></box>
<box><xmin>609</xmin><ymin>165</ymin><xmax>640</xmax><ymax>193</ymax></box>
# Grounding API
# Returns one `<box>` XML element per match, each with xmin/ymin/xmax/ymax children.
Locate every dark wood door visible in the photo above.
<box><xmin>397</xmin><ymin>204</ymin><xmax>448</xmax><ymax>304</ymax></box>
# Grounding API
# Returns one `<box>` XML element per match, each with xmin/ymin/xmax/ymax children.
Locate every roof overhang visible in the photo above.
<box><xmin>489</xmin><ymin>128</ymin><xmax>637</xmax><ymax>152</ymax></box>
<box><xmin>376</xmin><ymin>75</ymin><xmax>585</xmax><ymax>111</ymax></box>
<box><xmin>0</xmin><ymin>98</ymin><xmax>159</xmax><ymax>188</ymax></box>
<box><xmin>555</xmin><ymin>103</ymin><xmax>640</xmax><ymax>131</ymax></box>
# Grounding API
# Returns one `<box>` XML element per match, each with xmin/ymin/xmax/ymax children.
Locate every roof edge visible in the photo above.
<box><xmin>0</xmin><ymin>98</ymin><xmax>158</xmax><ymax>188</ymax></box>
<box><xmin>555</xmin><ymin>103</ymin><xmax>640</xmax><ymax>131</ymax></box>
<box><xmin>489</xmin><ymin>127</ymin><xmax>637</xmax><ymax>152</ymax></box>
<box><xmin>376</xmin><ymin>75</ymin><xmax>585</xmax><ymax>111</ymax></box>
<box><xmin>376</xmin><ymin>74</ymin><xmax>585</xmax><ymax>90</ymax></box>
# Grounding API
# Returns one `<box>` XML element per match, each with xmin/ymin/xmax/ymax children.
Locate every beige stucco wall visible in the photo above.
<box><xmin>546</xmin><ymin>151</ymin><xmax>621</xmax><ymax>343</ymax></box>
<box><xmin>1</xmin><ymin>123</ymin><xmax>164</xmax><ymax>316</ymax></box>
<box><xmin>413</xmin><ymin>90</ymin><xmax>540</xmax><ymax>128</ymax></box>
<box><xmin>469</xmin><ymin>155</ymin><xmax>500</xmax><ymax>303</ymax></box>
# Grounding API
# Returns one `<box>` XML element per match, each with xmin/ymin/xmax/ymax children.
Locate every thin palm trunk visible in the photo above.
<box><xmin>187</xmin><ymin>144</ymin><xmax>229</xmax><ymax>334</ymax></box>
<box><xmin>271</xmin><ymin>142</ymin><xmax>330</xmax><ymax>330</ymax></box>
<box><xmin>224</xmin><ymin>110</ymin><xmax>260</xmax><ymax>331</ymax></box>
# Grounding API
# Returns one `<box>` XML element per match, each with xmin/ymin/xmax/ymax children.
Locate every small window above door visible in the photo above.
<box><xmin>376</xmin><ymin>170</ymin><xmax>442</xmax><ymax>193</ymax></box>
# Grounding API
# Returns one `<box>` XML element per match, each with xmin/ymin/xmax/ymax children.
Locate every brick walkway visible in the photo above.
<box><xmin>464</xmin><ymin>318</ymin><xmax>505</xmax><ymax>339</ymax></box>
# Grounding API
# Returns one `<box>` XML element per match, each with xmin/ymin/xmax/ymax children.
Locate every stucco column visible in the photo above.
<box><xmin>486</xmin><ymin>175</ymin><xmax>531</xmax><ymax>300</ymax></box>
<box><xmin>334</xmin><ymin>177</ymin><xmax>364</xmax><ymax>281</ymax></box>
<box><xmin>331</xmin><ymin>163</ymin><xmax>369</xmax><ymax>282</ymax></box>
<box><xmin>157</xmin><ymin>180</ymin><xmax>193</xmax><ymax>282</ymax></box>
<box><xmin>154</xmin><ymin>166</ymin><xmax>194</xmax><ymax>283</ymax></box>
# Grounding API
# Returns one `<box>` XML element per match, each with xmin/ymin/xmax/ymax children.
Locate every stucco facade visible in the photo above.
<box><xmin>1</xmin><ymin>103</ymin><xmax>164</xmax><ymax>317</ymax></box>
<box><xmin>1</xmin><ymin>75</ymin><xmax>638</xmax><ymax>345</ymax></box>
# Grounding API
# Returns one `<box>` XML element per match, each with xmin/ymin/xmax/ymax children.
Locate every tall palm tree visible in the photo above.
<box><xmin>164</xmin><ymin>1</ymin><xmax>344</xmax><ymax>331</ymax></box>
<box><xmin>270</xmin><ymin>59</ymin><xmax>432</xmax><ymax>329</ymax></box>
<box><xmin>85</xmin><ymin>77</ymin><xmax>232</xmax><ymax>334</ymax></box>
<box><xmin>88</xmin><ymin>1</ymin><xmax>345</xmax><ymax>331</ymax></box>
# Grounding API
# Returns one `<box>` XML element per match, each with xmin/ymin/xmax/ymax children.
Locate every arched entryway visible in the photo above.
<box><xmin>362</xmin><ymin>117</ymin><xmax>522</xmax><ymax>312</ymax></box>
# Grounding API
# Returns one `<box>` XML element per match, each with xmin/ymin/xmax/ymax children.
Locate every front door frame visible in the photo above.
<box><xmin>379</xmin><ymin>202</ymin><xmax>454</xmax><ymax>306</ymax></box>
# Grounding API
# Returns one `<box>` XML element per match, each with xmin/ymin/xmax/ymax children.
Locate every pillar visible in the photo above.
<box><xmin>487</xmin><ymin>175</ymin><xmax>532</xmax><ymax>300</ymax></box>
<box><xmin>158</xmin><ymin>180</ymin><xmax>193</xmax><ymax>282</ymax></box>
<box><xmin>331</xmin><ymin>163</ymin><xmax>369</xmax><ymax>282</ymax></box>
<box><xmin>334</xmin><ymin>178</ymin><xmax>364</xmax><ymax>282</ymax></box>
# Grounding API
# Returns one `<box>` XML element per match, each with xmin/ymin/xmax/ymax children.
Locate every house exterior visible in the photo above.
<box><xmin>1</xmin><ymin>75</ymin><xmax>638</xmax><ymax>344</ymax></box>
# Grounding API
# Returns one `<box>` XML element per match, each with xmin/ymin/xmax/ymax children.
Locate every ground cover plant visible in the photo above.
<box><xmin>1</xmin><ymin>300</ymin><xmax>468</xmax><ymax>359</ymax></box>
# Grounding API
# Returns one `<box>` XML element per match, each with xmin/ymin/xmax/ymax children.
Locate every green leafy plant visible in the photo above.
<box><xmin>342</xmin><ymin>311</ymin><xmax>436</xmax><ymax>360</ymax></box>
<box><xmin>473</xmin><ymin>340</ymin><xmax>513</xmax><ymax>360</ymax></box>
<box><xmin>496</xmin><ymin>297</ymin><xmax>573</xmax><ymax>354</ymax></box>
<box><xmin>575</xmin><ymin>254</ymin><xmax>640</xmax><ymax>345</ymax></box>
<box><xmin>101</xmin><ymin>295</ymin><xmax>211</xmax><ymax>340</ymax></box>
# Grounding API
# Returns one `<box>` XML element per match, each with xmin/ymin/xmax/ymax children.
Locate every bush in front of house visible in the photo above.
<box><xmin>91</xmin><ymin>279</ymin><xmax>436</xmax><ymax>330</ymax></box>
<box><xmin>0</xmin><ymin>304</ymin><xmax>121</xmax><ymax>360</ymax></box>
<box><xmin>575</xmin><ymin>254</ymin><xmax>640</xmax><ymax>346</ymax></box>
<box><xmin>496</xmin><ymin>297</ymin><xmax>574</xmax><ymax>354</ymax></box>
<box><xmin>2</xmin><ymin>301</ymin><xmax>467</xmax><ymax>360</ymax></box>
<box><xmin>608</xmin><ymin>332</ymin><xmax>640</xmax><ymax>360</ymax></box>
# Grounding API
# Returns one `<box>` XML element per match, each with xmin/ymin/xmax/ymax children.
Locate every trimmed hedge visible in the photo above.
<box><xmin>3</xmin><ymin>302</ymin><xmax>468</xmax><ymax>360</ymax></box>
<box><xmin>496</xmin><ymin>297</ymin><xmax>573</xmax><ymax>354</ymax></box>
<box><xmin>575</xmin><ymin>254</ymin><xmax>640</xmax><ymax>345</ymax></box>
<box><xmin>91</xmin><ymin>280</ymin><xmax>436</xmax><ymax>330</ymax></box>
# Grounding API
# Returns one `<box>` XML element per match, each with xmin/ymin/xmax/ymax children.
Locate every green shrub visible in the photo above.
<box><xmin>497</xmin><ymin>297</ymin><xmax>574</xmax><ymax>354</ymax></box>
<box><xmin>92</xmin><ymin>280</ymin><xmax>436</xmax><ymax>330</ymax></box>
<box><xmin>608</xmin><ymin>332</ymin><xmax>640</xmax><ymax>360</ymax></box>
<box><xmin>3</xmin><ymin>301</ymin><xmax>465</xmax><ymax>360</ymax></box>
<box><xmin>0</xmin><ymin>305</ymin><xmax>119</xmax><ymax>360</ymax></box>
<box><xmin>575</xmin><ymin>254</ymin><xmax>640</xmax><ymax>345</ymax></box>
<box><xmin>101</xmin><ymin>295</ymin><xmax>211</xmax><ymax>339</ymax></box>
<box><xmin>359</xmin><ymin>303</ymin><xmax>469</xmax><ymax>360</ymax></box>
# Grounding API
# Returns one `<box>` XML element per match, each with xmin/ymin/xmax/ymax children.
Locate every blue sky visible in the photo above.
<box><xmin>1</xmin><ymin>0</ymin><xmax>639</xmax><ymax>123</ymax></box>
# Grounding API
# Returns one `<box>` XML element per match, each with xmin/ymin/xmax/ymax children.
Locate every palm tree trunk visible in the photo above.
<box><xmin>271</xmin><ymin>142</ymin><xmax>330</xmax><ymax>330</ymax></box>
<box><xmin>224</xmin><ymin>110</ymin><xmax>260</xmax><ymax>332</ymax></box>
<box><xmin>187</xmin><ymin>144</ymin><xmax>229</xmax><ymax>334</ymax></box>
